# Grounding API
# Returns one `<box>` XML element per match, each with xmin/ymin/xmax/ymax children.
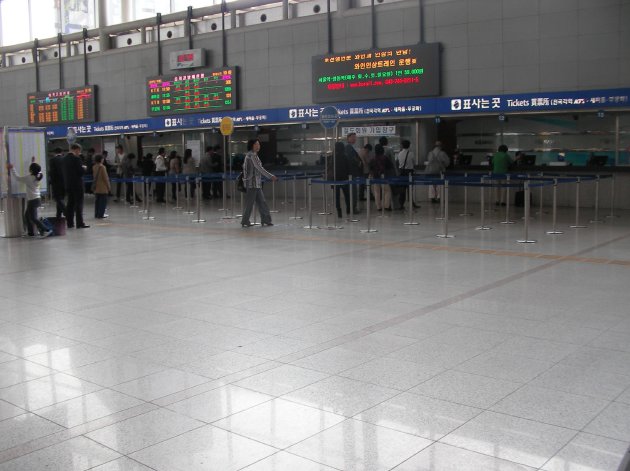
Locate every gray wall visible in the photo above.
<box><xmin>1</xmin><ymin>0</ymin><xmax>628</xmax><ymax>126</ymax></box>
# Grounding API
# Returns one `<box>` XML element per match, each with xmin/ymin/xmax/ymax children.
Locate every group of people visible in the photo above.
<box><xmin>331</xmin><ymin>133</ymin><xmax>432</xmax><ymax>218</ymax></box>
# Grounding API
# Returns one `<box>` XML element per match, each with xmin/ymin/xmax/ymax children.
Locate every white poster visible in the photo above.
<box><xmin>3</xmin><ymin>128</ymin><xmax>47</xmax><ymax>196</ymax></box>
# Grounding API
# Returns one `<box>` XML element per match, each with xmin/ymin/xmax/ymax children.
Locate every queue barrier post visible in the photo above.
<box><xmin>501</xmin><ymin>175</ymin><xmax>515</xmax><ymax>225</ymax></box>
<box><xmin>460</xmin><ymin>172</ymin><xmax>472</xmax><ymax>216</ymax></box>
<box><xmin>192</xmin><ymin>176</ymin><xmax>206</xmax><ymax>223</ymax></box>
<box><xmin>270</xmin><ymin>177</ymin><xmax>279</xmax><ymax>213</ymax></box>
<box><xmin>304</xmin><ymin>178</ymin><xmax>318</xmax><ymax>229</ymax></box>
<box><xmin>142</xmin><ymin>177</ymin><xmax>155</xmax><ymax>220</ymax></box>
<box><xmin>546</xmin><ymin>178</ymin><xmax>563</xmax><ymax>235</ymax></box>
<box><xmin>404</xmin><ymin>176</ymin><xmax>419</xmax><ymax>226</ymax></box>
<box><xmin>590</xmin><ymin>175</ymin><xmax>603</xmax><ymax>223</ymax></box>
<box><xmin>283</xmin><ymin>170</ymin><xmax>288</xmax><ymax>210</ymax></box>
<box><xmin>139</xmin><ymin>177</ymin><xmax>148</xmax><ymax>213</ymax></box>
<box><xmin>183</xmin><ymin>178</ymin><xmax>194</xmax><ymax>214</ymax></box>
<box><xmin>289</xmin><ymin>175</ymin><xmax>303</xmax><ymax>220</ymax></box>
<box><xmin>348</xmin><ymin>176</ymin><xmax>358</xmax><ymax>223</ymax></box>
<box><xmin>606</xmin><ymin>174</ymin><xmax>617</xmax><ymax>219</ymax></box>
<box><xmin>129</xmin><ymin>178</ymin><xmax>139</xmax><ymax>208</ymax></box>
<box><xmin>360</xmin><ymin>178</ymin><xmax>377</xmax><ymax>233</ymax></box>
<box><xmin>436</xmin><ymin>180</ymin><xmax>454</xmax><ymax>238</ymax></box>
<box><xmin>435</xmin><ymin>173</ymin><xmax>445</xmax><ymax>221</ymax></box>
<box><xmin>476</xmin><ymin>176</ymin><xmax>492</xmax><ymax>230</ymax></box>
<box><xmin>537</xmin><ymin>172</ymin><xmax>544</xmax><ymax>215</ymax></box>
<box><xmin>569</xmin><ymin>177</ymin><xmax>587</xmax><ymax>229</ymax></box>
<box><xmin>221</xmin><ymin>174</ymin><xmax>236</xmax><ymax>220</ymax></box>
<box><xmin>517</xmin><ymin>181</ymin><xmax>536</xmax><ymax>243</ymax></box>
<box><xmin>301</xmin><ymin>175</ymin><xmax>308</xmax><ymax>210</ymax></box>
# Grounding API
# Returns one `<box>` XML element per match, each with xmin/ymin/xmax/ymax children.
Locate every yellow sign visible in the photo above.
<box><xmin>220</xmin><ymin>116</ymin><xmax>234</xmax><ymax>136</ymax></box>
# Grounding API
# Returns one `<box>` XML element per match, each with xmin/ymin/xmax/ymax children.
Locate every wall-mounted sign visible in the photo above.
<box><xmin>220</xmin><ymin>116</ymin><xmax>234</xmax><ymax>136</ymax></box>
<box><xmin>319</xmin><ymin>106</ymin><xmax>339</xmax><ymax>129</ymax></box>
<box><xmin>169</xmin><ymin>48</ymin><xmax>206</xmax><ymax>70</ymax></box>
<box><xmin>312</xmin><ymin>43</ymin><xmax>440</xmax><ymax>103</ymax></box>
<box><xmin>147</xmin><ymin>67</ymin><xmax>237</xmax><ymax>116</ymax></box>
<box><xmin>341</xmin><ymin>126</ymin><xmax>396</xmax><ymax>136</ymax></box>
<box><xmin>27</xmin><ymin>86</ymin><xmax>97</xmax><ymax>126</ymax></box>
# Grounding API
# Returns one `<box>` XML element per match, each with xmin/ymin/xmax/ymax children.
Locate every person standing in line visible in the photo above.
<box><xmin>48</xmin><ymin>147</ymin><xmax>66</xmax><ymax>219</ymax></box>
<box><xmin>84</xmin><ymin>147</ymin><xmax>95</xmax><ymax>194</ymax></box>
<box><xmin>168</xmin><ymin>150</ymin><xmax>181</xmax><ymax>202</ymax></box>
<box><xmin>62</xmin><ymin>144</ymin><xmax>89</xmax><ymax>228</ymax></box>
<box><xmin>7</xmin><ymin>161</ymin><xmax>52</xmax><ymax>238</ymax></box>
<box><xmin>369</xmin><ymin>144</ymin><xmax>395</xmax><ymax>211</ymax></box>
<box><xmin>141</xmin><ymin>153</ymin><xmax>155</xmax><ymax>199</ymax></box>
<box><xmin>199</xmin><ymin>146</ymin><xmax>213</xmax><ymax>200</ymax></box>
<box><xmin>331</xmin><ymin>141</ymin><xmax>351</xmax><ymax>219</ymax></box>
<box><xmin>122</xmin><ymin>153</ymin><xmax>142</xmax><ymax>204</ymax></box>
<box><xmin>211</xmin><ymin>145</ymin><xmax>224</xmax><ymax>198</ymax></box>
<box><xmin>154</xmin><ymin>147</ymin><xmax>167</xmax><ymax>203</ymax></box>
<box><xmin>425</xmin><ymin>141</ymin><xmax>450</xmax><ymax>203</ymax></box>
<box><xmin>240</xmin><ymin>139</ymin><xmax>277</xmax><ymax>227</ymax></box>
<box><xmin>379</xmin><ymin>136</ymin><xmax>402</xmax><ymax>208</ymax></box>
<box><xmin>492</xmin><ymin>144</ymin><xmax>512</xmax><ymax>206</ymax></box>
<box><xmin>396</xmin><ymin>139</ymin><xmax>419</xmax><ymax>209</ymax></box>
<box><xmin>92</xmin><ymin>154</ymin><xmax>110</xmax><ymax>219</ymax></box>
<box><xmin>344</xmin><ymin>133</ymin><xmax>361</xmax><ymax>213</ymax></box>
<box><xmin>359</xmin><ymin>143</ymin><xmax>374</xmax><ymax>201</ymax></box>
<box><xmin>113</xmin><ymin>144</ymin><xmax>125</xmax><ymax>202</ymax></box>
<box><xmin>182</xmin><ymin>149</ymin><xmax>197</xmax><ymax>199</ymax></box>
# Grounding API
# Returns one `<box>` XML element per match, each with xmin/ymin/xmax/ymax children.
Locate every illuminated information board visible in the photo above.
<box><xmin>312</xmin><ymin>43</ymin><xmax>440</xmax><ymax>103</ymax></box>
<box><xmin>147</xmin><ymin>67</ymin><xmax>237</xmax><ymax>116</ymax></box>
<box><xmin>27</xmin><ymin>86</ymin><xmax>97</xmax><ymax>126</ymax></box>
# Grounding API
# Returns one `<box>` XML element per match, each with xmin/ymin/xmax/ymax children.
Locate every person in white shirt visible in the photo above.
<box><xmin>425</xmin><ymin>141</ymin><xmax>450</xmax><ymax>203</ymax></box>
<box><xmin>7</xmin><ymin>161</ymin><xmax>52</xmax><ymax>237</ymax></box>
<box><xmin>154</xmin><ymin>147</ymin><xmax>167</xmax><ymax>203</ymax></box>
<box><xmin>396</xmin><ymin>139</ymin><xmax>419</xmax><ymax>209</ymax></box>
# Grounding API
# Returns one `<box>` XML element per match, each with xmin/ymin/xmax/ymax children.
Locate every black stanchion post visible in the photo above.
<box><xmin>283</xmin><ymin>170</ymin><xmax>288</xmax><ymax>209</ymax></box>
<box><xmin>404</xmin><ymin>176</ymin><xmax>419</xmax><ymax>226</ymax></box>
<box><xmin>184</xmin><ymin>177</ymin><xmax>194</xmax><ymax>214</ymax></box>
<box><xmin>270</xmin><ymin>177</ymin><xmax>278</xmax><ymax>213</ymax></box>
<box><xmin>129</xmin><ymin>178</ymin><xmax>139</xmax><ymax>208</ymax></box>
<box><xmin>142</xmin><ymin>177</ymin><xmax>155</xmax><ymax>220</ymax></box>
<box><xmin>537</xmin><ymin>172</ymin><xmax>544</xmax><ymax>216</ymax></box>
<box><xmin>570</xmin><ymin>177</ymin><xmax>587</xmax><ymax>229</ymax></box>
<box><xmin>546</xmin><ymin>178</ymin><xmax>563</xmax><ymax>235</ymax></box>
<box><xmin>361</xmin><ymin>178</ymin><xmax>377</xmax><ymax>233</ymax></box>
<box><xmin>476</xmin><ymin>176</ymin><xmax>492</xmax><ymax>230</ymax></box>
<box><xmin>590</xmin><ymin>175</ymin><xmax>603</xmax><ymax>223</ymax></box>
<box><xmin>301</xmin><ymin>174</ymin><xmax>308</xmax><ymax>210</ymax></box>
<box><xmin>173</xmin><ymin>175</ymin><xmax>182</xmax><ymax>210</ymax></box>
<box><xmin>436</xmin><ymin>173</ymin><xmax>445</xmax><ymax>220</ymax></box>
<box><xmin>517</xmin><ymin>181</ymin><xmax>536</xmax><ymax>243</ymax></box>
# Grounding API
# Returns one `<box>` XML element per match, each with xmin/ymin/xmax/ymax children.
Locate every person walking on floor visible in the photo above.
<box><xmin>7</xmin><ymin>161</ymin><xmax>52</xmax><ymax>238</ymax></box>
<box><xmin>240</xmin><ymin>139</ymin><xmax>277</xmax><ymax>227</ymax></box>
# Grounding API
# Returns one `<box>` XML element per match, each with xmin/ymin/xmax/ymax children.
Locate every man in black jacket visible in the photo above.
<box><xmin>48</xmin><ymin>147</ymin><xmax>66</xmax><ymax>219</ymax></box>
<box><xmin>62</xmin><ymin>143</ymin><xmax>89</xmax><ymax>229</ymax></box>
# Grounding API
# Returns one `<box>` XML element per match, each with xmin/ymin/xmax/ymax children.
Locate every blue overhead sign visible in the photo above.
<box><xmin>319</xmin><ymin>106</ymin><xmax>340</xmax><ymax>129</ymax></box>
<box><xmin>45</xmin><ymin>87</ymin><xmax>630</xmax><ymax>138</ymax></box>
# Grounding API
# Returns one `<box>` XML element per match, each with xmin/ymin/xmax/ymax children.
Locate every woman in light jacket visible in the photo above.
<box><xmin>92</xmin><ymin>154</ymin><xmax>111</xmax><ymax>219</ymax></box>
<box><xmin>240</xmin><ymin>139</ymin><xmax>278</xmax><ymax>227</ymax></box>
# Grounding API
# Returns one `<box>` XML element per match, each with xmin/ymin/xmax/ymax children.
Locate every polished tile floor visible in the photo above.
<box><xmin>0</xmin><ymin>191</ymin><xmax>629</xmax><ymax>470</ymax></box>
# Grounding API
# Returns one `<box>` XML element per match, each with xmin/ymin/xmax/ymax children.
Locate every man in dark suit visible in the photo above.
<box><xmin>62</xmin><ymin>143</ymin><xmax>89</xmax><ymax>229</ymax></box>
<box><xmin>48</xmin><ymin>147</ymin><xmax>66</xmax><ymax>219</ymax></box>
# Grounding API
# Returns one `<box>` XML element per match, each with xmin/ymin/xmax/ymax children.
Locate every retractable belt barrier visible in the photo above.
<box><xmin>79</xmin><ymin>171</ymin><xmax>613</xmax><ymax>244</ymax></box>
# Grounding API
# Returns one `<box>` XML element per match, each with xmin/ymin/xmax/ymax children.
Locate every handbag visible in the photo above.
<box><xmin>236</xmin><ymin>172</ymin><xmax>246</xmax><ymax>193</ymax></box>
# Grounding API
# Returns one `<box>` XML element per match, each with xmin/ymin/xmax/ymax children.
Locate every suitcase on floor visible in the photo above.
<box><xmin>47</xmin><ymin>217</ymin><xmax>66</xmax><ymax>236</ymax></box>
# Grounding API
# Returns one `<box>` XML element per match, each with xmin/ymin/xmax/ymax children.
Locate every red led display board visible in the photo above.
<box><xmin>27</xmin><ymin>86</ymin><xmax>97</xmax><ymax>126</ymax></box>
<box><xmin>147</xmin><ymin>67</ymin><xmax>238</xmax><ymax>116</ymax></box>
<box><xmin>312</xmin><ymin>43</ymin><xmax>440</xmax><ymax>103</ymax></box>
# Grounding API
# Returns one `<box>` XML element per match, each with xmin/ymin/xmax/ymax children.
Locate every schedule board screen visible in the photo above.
<box><xmin>147</xmin><ymin>67</ymin><xmax>238</xmax><ymax>116</ymax></box>
<box><xmin>312</xmin><ymin>43</ymin><xmax>440</xmax><ymax>103</ymax></box>
<box><xmin>27</xmin><ymin>86</ymin><xmax>97</xmax><ymax>126</ymax></box>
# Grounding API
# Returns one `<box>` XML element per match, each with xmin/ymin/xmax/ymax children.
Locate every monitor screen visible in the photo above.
<box><xmin>147</xmin><ymin>67</ymin><xmax>238</xmax><ymax>116</ymax></box>
<box><xmin>312</xmin><ymin>43</ymin><xmax>441</xmax><ymax>103</ymax></box>
<box><xmin>27</xmin><ymin>86</ymin><xmax>97</xmax><ymax>126</ymax></box>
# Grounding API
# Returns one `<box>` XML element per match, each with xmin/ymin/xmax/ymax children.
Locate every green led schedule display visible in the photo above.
<box><xmin>27</xmin><ymin>86</ymin><xmax>97</xmax><ymax>126</ymax></box>
<box><xmin>312</xmin><ymin>44</ymin><xmax>440</xmax><ymax>103</ymax></box>
<box><xmin>147</xmin><ymin>68</ymin><xmax>237</xmax><ymax>116</ymax></box>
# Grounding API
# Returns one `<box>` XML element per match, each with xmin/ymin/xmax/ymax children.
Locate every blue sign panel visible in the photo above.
<box><xmin>45</xmin><ymin>87</ymin><xmax>630</xmax><ymax>139</ymax></box>
<box><xmin>320</xmin><ymin>106</ymin><xmax>340</xmax><ymax>129</ymax></box>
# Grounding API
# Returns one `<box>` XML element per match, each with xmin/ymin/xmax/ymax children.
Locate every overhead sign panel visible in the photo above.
<box><xmin>312</xmin><ymin>43</ymin><xmax>440</xmax><ymax>103</ymax></box>
<box><xmin>27</xmin><ymin>86</ymin><xmax>97</xmax><ymax>126</ymax></box>
<box><xmin>147</xmin><ymin>67</ymin><xmax>237</xmax><ymax>116</ymax></box>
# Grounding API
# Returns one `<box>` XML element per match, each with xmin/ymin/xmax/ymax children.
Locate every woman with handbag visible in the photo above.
<box><xmin>92</xmin><ymin>154</ymin><xmax>111</xmax><ymax>219</ymax></box>
<box><xmin>240</xmin><ymin>139</ymin><xmax>278</xmax><ymax>227</ymax></box>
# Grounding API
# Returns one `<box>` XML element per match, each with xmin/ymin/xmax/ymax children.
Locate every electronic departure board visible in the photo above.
<box><xmin>147</xmin><ymin>67</ymin><xmax>238</xmax><ymax>116</ymax></box>
<box><xmin>312</xmin><ymin>43</ymin><xmax>440</xmax><ymax>103</ymax></box>
<box><xmin>27</xmin><ymin>86</ymin><xmax>97</xmax><ymax>126</ymax></box>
